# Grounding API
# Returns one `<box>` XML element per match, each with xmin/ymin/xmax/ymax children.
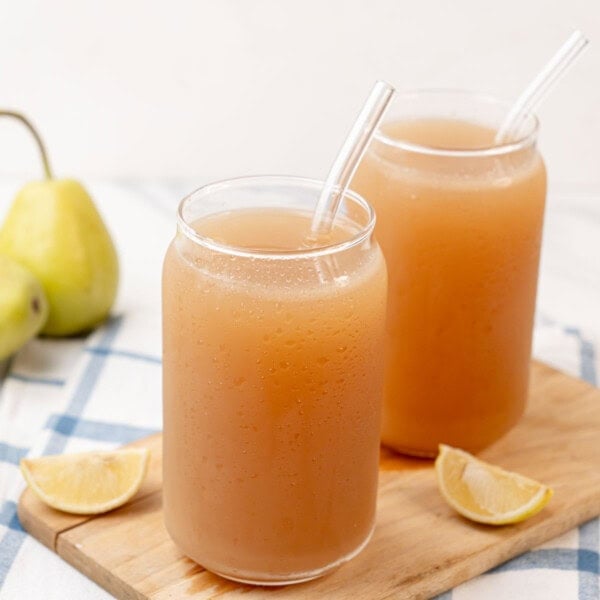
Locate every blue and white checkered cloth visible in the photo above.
<box><xmin>0</xmin><ymin>180</ymin><xmax>598</xmax><ymax>599</ymax></box>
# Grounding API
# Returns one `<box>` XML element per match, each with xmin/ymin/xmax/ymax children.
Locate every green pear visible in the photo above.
<box><xmin>0</xmin><ymin>179</ymin><xmax>119</xmax><ymax>336</ymax></box>
<box><xmin>0</xmin><ymin>110</ymin><xmax>119</xmax><ymax>336</ymax></box>
<box><xmin>0</xmin><ymin>254</ymin><xmax>48</xmax><ymax>360</ymax></box>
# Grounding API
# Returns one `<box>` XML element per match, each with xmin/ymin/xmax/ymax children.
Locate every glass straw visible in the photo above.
<box><xmin>310</xmin><ymin>80</ymin><xmax>395</xmax><ymax>236</ymax></box>
<box><xmin>495</xmin><ymin>30</ymin><xmax>588</xmax><ymax>144</ymax></box>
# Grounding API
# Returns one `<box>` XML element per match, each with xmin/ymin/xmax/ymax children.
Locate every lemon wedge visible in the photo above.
<box><xmin>435</xmin><ymin>444</ymin><xmax>553</xmax><ymax>525</ymax></box>
<box><xmin>21</xmin><ymin>448</ymin><xmax>150</xmax><ymax>515</ymax></box>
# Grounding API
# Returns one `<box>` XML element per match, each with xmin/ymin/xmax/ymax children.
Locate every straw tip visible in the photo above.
<box><xmin>374</xmin><ymin>79</ymin><xmax>395</xmax><ymax>92</ymax></box>
<box><xmin>570</xmin><ymin>29</ymin><xmax>589</xmax><ymax>43</ymax></box>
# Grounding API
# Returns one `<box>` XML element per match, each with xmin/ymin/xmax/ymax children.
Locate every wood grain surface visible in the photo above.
<box><xmin>17</xmin><ymin>362</ymin><xmax>600</xmax><ymax>599</ymax></box>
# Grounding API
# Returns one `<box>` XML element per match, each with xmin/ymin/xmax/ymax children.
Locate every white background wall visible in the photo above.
<box><xmin>0</xmin><ymin>0</ymin><xmax>598</xmax><ymax>184</ymax></box>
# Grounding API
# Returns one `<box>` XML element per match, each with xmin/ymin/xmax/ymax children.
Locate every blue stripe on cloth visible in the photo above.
<box><xmin>490</xmin><ymin>548</ymin><xmax>600</xmax><ymax>573</ymax></box>
<box><xmin>46</xmin><ymin>414</ymin><xmax>158</xmax><ymax>445</ymax></box>
<box><xmin>565</xmin><ymin>326</ymin><xmax>597</xmax><ymax>386</ymax></box>
<box><xmin>0</xmin><ymin>443</ymin><xmax>28</xmax><ymax>466</ymax></box>
<box><xmin>85</xmin><ymin>346</ymin><xmax>161</xmax><ymax>365</ymax></box>
<box><xmin>42</xmin><ymin>316</ymin><xmax>123</xmax><ymax>456</ymax></box>
<box><xmin>0</xmin><ymin>502</ymin><xmax>24</xmax><ymax>532</ymax></box>
<box><xmin>579</xmin><ymin>337</ymin><xmax>597</xmax><ymax>386</ymax></box>
<box><xmin>0</xmin><ymin>502</ymin><xmax>26</xmax><ymax>587</ymax></box>
<box><xmin>578</xmin><ymin>519</ymin><xmax>600</xmax><ymax>599</ymax></box>
<box><xmin>7</xmin><ymin>373</ymin><xmax>65</xmax><ymax>386</ymax></box>
<box><xmin>0</xmin><ymin>529</ymin><xmax>26</xmax><ymax>585</ymax></box>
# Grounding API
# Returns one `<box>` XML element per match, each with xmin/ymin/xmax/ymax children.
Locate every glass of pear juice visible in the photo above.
<box><xmin>352</xmin><ymin>90</ymin><xmax>547</xmax><ymax>457</ymax></box>
<box><xmin>162</xmin><ymin>176</ymin><xmax>387</xmax><ymax>585</ymax></box>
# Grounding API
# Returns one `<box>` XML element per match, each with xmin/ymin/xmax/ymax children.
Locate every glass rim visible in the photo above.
<box><xmin>176</xmin><ymin>175</ymin><xmax>377</xmax><ymax>260</ymax></box>
<box><xmin>373</xmin><ymin>88</ymin><xmax>540</xmax><ymax>158</ymax></box>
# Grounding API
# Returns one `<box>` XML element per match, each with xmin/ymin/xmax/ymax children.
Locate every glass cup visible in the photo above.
<box><xmin>162</xmin><ymin>176</ymin><xmax>387</xmax><ymax>584</ymax></box>
<box><xmin>352</xmin><ymin>90</ymin><xmax>547</xmax><ymax>457</ymax></box>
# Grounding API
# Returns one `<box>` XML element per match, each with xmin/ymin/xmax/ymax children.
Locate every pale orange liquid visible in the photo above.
<box><xmin>162</xmin><ymin>208</ymin><xmax>387</xmax><ymax>582</ymax></box>
<box><xmin>353</xmin><ymin>118</ymin><xmax>547</xmax><ymax>455</ymax></box>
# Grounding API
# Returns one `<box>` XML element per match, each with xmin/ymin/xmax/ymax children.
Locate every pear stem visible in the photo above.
<box><xmin>0</xmin><ymin>110</ymin><xmax>53</xmax><ymax>180</ymax></box>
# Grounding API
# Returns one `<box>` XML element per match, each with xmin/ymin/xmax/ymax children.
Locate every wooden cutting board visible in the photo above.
<box><xmin>17</xmin><ymin>361</ymin><xmax>600</xmax><ymax>600</ymax></box>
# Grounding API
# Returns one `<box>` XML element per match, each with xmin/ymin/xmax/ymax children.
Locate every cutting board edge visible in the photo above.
<box><xmin>57</xmin><ymin>531</ymin><xmax>147</xmax><ymax>600</ymax></box>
